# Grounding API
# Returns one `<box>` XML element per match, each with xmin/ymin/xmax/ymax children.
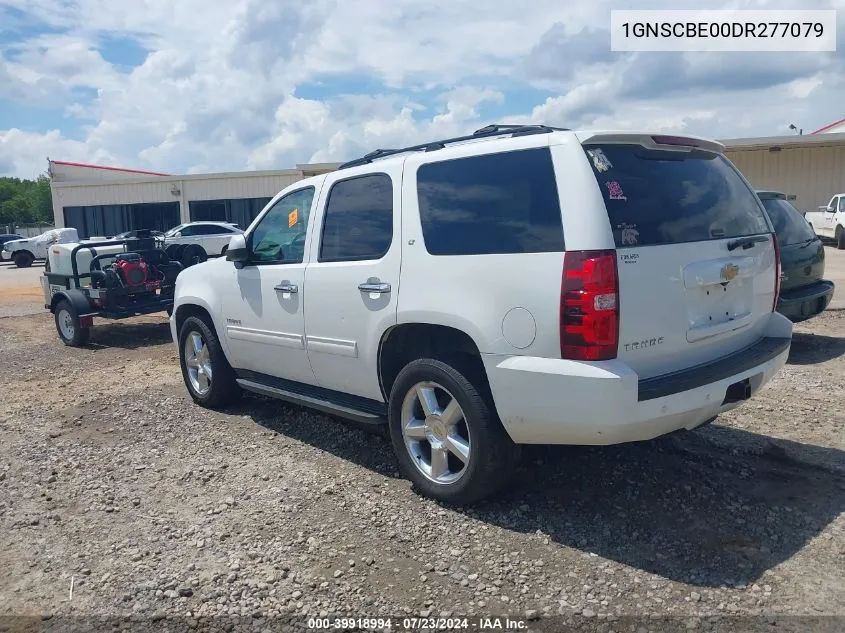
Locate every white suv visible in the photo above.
<box><xmin>163</xmin><ymin>221</ymin><xmax>244</xmax><ymax>266</ymax></box>
<box><xmin>170</xmin><ymin>124</ymin><xmax>793</xmax><ymax>503</ymax></box>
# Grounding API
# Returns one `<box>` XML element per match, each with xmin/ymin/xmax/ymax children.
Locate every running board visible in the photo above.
<box><xmin>235</xmin><ymin>372</ymin><xmax>387</xmax><ymax>427</ymax></box>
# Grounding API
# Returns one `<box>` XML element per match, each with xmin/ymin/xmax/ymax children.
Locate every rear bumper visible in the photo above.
<box><xmin>483</xmin><ymin>313</ymin><xmax>793</xmax><ymax>446</ymax></box>
<box><xmin>776</xmin><ymin>280</ymin><xmax>835</xmax><ymax>322</ymax></box>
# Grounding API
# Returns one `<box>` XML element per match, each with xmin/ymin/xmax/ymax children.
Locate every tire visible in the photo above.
<box><xmin>54</xmin><ymin>300</ymin><xmax>90</xmax><ymax>347</ymax></box>
<box><xmin>178</xmin><ymin>315</ymin><xmax>241</xmax><ymax>408</ymax></box>
<box><xmin>837</xmin><ymin>227</ymin><xmax>845</xmax><ymax>250</ymax></box>
<box><xmin>388</xmin><ymin>357</ymin><xmax>518</xmax><ymax>504</ymax></box>
<box><xmin>165</xmin><ymin>244</ymin><xmax>183</xmax><ymax>262</ymax></box>
<box><xmin>13</xmin><ymin>251</ymin><xmax>33</xmax><ymax>268</ymax></box>
<box><xmin>181</xmin><ymin>244</ymin><xmax>208</xmax><ymax>268</ymax></box>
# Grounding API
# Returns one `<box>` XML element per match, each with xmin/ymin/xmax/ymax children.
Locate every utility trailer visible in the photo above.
<box><xmin>40</xmin><ymin>230</ymin><xmax>184</xmax><ymax>346</ymax></box>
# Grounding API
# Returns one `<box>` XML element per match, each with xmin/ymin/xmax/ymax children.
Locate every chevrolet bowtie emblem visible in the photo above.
<box><xmin>721</xmin><ymin>263</ymin><xmax>740</xmax><ymax>282</ymax></box>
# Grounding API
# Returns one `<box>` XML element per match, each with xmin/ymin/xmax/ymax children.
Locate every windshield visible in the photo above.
<box><xmin>762</xmin><ymin>198</ymin><xmax>816</xmax><ymax>245</ymax></box>
<box><xmin>165</xmin><ymin>225</ymin><xmax>186</xmax><ymax>237</ymax></box>
<box><xmin>584</xmin><ymin>144</ymin><xmax>770</xmax><ymax>248</ymax></box>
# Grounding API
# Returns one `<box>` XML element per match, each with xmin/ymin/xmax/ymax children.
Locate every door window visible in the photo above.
<box><xmin>318</xmin><ymin>174</ymin><xmax>393</xmax><ymax>262</ymax></box>
<box><xmin>838</xmin><ymin>197</ymin><xmax>844</xmax><ymax>212</ymax></box>
<box><xmin>249</xmin><ymin>187</ymin><xmax>315</xmax><ymax>264</ymax></box>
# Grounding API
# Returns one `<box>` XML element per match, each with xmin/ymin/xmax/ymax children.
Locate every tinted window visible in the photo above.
<box><xmin>319</xmin><ymin>174</ymin><xmax>393</xmax><ymax>262</ymax></box>
<box><xmin>193</xmin><ymin>224</ymin><xmax>232</xmax><ymax>235</ymax></box>
<box><xmin>762</xmin><ymin>198</ymin><xmax>815</xmax><ymax>245</ymax></box>
<box><xmin>838</xmin><ymin>197</ymin><xmax>844</xmax><ymax>212</ymax></box>
<box><xmin>250</xmin><ymin>187</ymin><xmax>315</xmax><ymax>264</ymax></box>
<box><xmin>584</xmin><ymin>144</ymin><xmax>770</xmax><ymax>248</ymax></box>
<box><xmin>416</xmin><ymin>148</ymin><xmax>564</xmax><ymax>256</ymax></box>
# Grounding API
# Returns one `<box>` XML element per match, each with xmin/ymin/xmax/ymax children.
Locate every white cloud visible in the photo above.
<box><xmin>0</xmin><ymin>0</ymin><xmax>843</xmax><ymax>178</ymax></box>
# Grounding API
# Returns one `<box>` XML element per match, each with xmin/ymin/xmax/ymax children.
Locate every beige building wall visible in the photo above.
<box><xmin>725</xmin><ymin>144</ymin><xmax>845</xmax><ymax>212</ymax></box>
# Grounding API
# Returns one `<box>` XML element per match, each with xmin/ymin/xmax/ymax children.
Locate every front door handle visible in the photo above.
<box><xmin>358</xmin><ymin>282</ymin><xmax>391</xmax><ymax>294</ymax></box>
<box><xmin>274</xmin><ymin>283</ymin><xmax>298</xmax><ymax>294</ymax></box>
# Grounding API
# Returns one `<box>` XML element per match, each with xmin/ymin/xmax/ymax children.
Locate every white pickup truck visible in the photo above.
<box><xmin>1</xmin><ymin>228</ymin><xmax>80</xmax><ymax>268</ymax></box>
<box><xmin>804</xmin><ymin>193</ymin><xmax>845</xmax><ymax>249</ymax></box>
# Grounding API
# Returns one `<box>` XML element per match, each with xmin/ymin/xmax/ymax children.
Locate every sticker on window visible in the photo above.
<box><xmin>619</xmin><ymin>223</ymin><xmax>639</xmax><ymax>245</ymax></box>
<box><xmin>587</xmin><ymin>148</ymin><xmax>613</xmax><ymax>172</ymax></box>
<box><xmin>288</xmin><ymin>208</ymin><xmax>298</xmax><ymax>228</ymax></box>
<box><xmin>606</xmin><ymin>181</ymin><xmax>627</xmax><ymax>201</ymax></box>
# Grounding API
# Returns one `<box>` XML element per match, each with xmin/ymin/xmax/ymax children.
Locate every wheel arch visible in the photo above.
<box><xmin>50</xmin><ymin>288</ymin><xmax>92</xmax><ymax>315</ymax></box>
<box><xmin>174</xmin><ymin>298</ymin><xmax>234</xmax><ymax>362</ymax></box>
<box><xmin>377</xmin><ymin>322</ymin><xmax>489</xmax><ymax>402</ymax></box>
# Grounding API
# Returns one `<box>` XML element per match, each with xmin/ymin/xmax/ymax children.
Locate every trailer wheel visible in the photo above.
<box><xmin>178</xmin><ymin>315</ymin><xmax>241</xmax><ymax>408</ymax></box>
<box><xmin>181</xmin><ymin>244</ymin><xmax>208</xmax><ymax>268</ymax></box>
<box><xmin>54</xmin><ymin>300</ymin><xmax>90</xmax><ymax>347</ymax></box>
<box><xmin>13</xmin><ymin>251</ymin><xmax>34</xmax><ymax>268</ymax></box>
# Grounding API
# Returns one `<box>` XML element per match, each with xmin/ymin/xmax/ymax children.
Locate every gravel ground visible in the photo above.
<box><xmin>0</xmin><ymin>303</ymin><xmax>843</xmax><ymax>632</ymax></box>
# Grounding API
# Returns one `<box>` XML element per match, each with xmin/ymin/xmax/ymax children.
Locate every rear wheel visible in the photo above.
<box><xmin>388</xmin><ymin>357</ymin><xmax>518</xmax><ymax>504</ymax></box>
<box><xmin>181</xmin><ymin>244</ymin><xmax>208</xmax><ymax>268</ymax></box>
<box><xmin>54</xmin><ymin>300</ymin><xmax>90</xmax><ymax>347</ymax></box>
<box><xmin>178</xmin><ymin>315</ymin><xmax>241</xmax><ymax>408</ymax></box>
<box><xmin>13</xmin><ymin>251</ymin><xmax>33</xmax><ymax>268</ymax></box>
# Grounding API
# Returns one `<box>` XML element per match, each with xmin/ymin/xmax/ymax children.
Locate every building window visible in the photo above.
<box><xmin>63</xmin><ymin>202</ymin><xmax>180</xmax><ymax>238</ymax></box>
<box><xmin>189</xmin><ymin>197</ymin><xmax>273</xmax><ymax>230</ymax></box>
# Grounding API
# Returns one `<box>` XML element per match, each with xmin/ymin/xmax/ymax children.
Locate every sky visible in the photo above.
<box><xmin>0</xmin><ymin>0</ymin><xmax>843</xmax><ymax>179</ymax></box>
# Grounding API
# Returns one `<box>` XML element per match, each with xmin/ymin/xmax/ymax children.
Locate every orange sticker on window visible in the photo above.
<box><xmin>288</xmin><ymin>208</ymin><xmax>298</xmax><ymax>228</ymax></box>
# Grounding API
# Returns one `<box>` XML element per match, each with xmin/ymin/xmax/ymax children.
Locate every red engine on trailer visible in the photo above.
<box><xmin>112</xmin><ymin>253</ymin><xmax>149</xmax><ymax>287</ymax></box>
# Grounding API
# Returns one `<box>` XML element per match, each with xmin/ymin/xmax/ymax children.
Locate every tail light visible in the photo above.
<box><xmin>560</xmin><ymin>250</ymin><xmax>619</xmax><ymax>361</ymax></box>
<box><xmin>772</xmin><ymin>233</ymin><xmax>781</xmax><ymax>312</ymax></box>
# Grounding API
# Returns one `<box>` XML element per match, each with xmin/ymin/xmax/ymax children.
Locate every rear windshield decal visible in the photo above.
<box><xmin>619</xmin><ymin>223</ymin><xmax>639</xmax><ymax>245</ymax></box>
<box><xmin>587</xmin><ymin>148</ymin><xmax>613</xmax><ymax>172</ymax></box>
<box><xmin>606</xmin><ymin>180</ymin><xmax>627</xmax><ymax>201</ymax></box>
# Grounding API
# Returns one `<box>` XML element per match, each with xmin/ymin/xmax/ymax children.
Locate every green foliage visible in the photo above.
<box><xmin>0</xmin><ymin>174</ymin><xmax>53</xmax><ymax>226</ymax></box>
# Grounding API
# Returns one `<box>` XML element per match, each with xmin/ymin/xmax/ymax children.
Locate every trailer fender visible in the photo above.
<box><xmin>50</xmin><ymin>288</ymin><xmax>95</xmax><ymax>317</ymax></box>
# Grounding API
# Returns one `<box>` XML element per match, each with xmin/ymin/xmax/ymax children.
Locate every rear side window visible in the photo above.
<box><xmin>761</xmin><ymin>198</ymin><xmax>815</xmax><ymax>245</ymax></box>
<box><xmin>416</xmin><ymin>148</ymin><xmax>564</xmax><ymax>256</ymax></box>
<box><xmin>584</xmin><ymin>144</ymin><xmax>770</xmax><ymax>248</ymax></box>
<box><xmin>319</xmin><ymin>174</ymin><xmax>393</xmax><ymax>262</ymax></box>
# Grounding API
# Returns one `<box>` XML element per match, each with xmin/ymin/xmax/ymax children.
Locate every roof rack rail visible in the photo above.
<box><xmin>337</xmin><ymin>124</ymin><xmax>569</xmax><ymax>169</ymax></box>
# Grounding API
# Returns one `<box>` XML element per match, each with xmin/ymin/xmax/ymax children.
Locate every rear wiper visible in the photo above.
<box><xmin>727</xmin><ymin>235</ymin><xmax>769</xmax><ymax>251</ymax></box>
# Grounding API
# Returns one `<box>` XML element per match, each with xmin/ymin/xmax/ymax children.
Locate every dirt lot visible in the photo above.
<box><xmin>0</xmin><ymin>253</ymin><xmax>843</xmax><ymax>632</ymax></box>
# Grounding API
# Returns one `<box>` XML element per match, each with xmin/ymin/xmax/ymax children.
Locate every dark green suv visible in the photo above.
<box><xmin>757</xmin><ymin>191</ymin><xmax>835</xmax><ymax>322</ymax></box>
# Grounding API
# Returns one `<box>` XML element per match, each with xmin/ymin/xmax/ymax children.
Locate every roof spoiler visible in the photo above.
<box><xmin>577</xmin><ymin>132</ymin><xmax>725</xmax><ymax>154</ymax></box>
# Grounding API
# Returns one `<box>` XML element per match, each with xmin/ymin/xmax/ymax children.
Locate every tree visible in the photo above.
<box><xmin>0</xmin><ymin>173</ymin><xmax>54</xmax><ymax>226</ymax></box>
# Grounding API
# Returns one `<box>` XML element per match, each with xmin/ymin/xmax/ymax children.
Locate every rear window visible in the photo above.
<box><xmin>584</xmin><ymin>144</ymin><xmax>770</xmax><ymax>248</ymax></box>
<box><xmin>416</xmin><ymin>148</ymin><xmax>564</xmax><ymax>256</ymax></box>
<box><xmin>761</xmin><ymin>198</ymin><xmax>815</xmax><ymax>245</ymax></box>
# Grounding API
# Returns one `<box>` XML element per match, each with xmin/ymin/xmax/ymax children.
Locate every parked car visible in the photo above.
<box><xmin>757</xmin><ymin>191</ymin><xmax>835</xmax><ymax>322</ymax></box>
<box><xmin>0</xmin><ymin>234</ymin><xmax>24</xmax><ymax>261</ymax></box>
<box><xmin>804</xmin><ymin>193</ymin><xmax>845</xmax><ymax>249</ymax></box>
<box><xmin>2</xmin><ymin>228</ymin><xmax>79</xmax><ymax>268</ymax></box>
<box><xmin>163</xmin><ymin>222</ymin><xmax>244</xmax><ymax>267</ymax></box>
<box><xmin>170</xmin><ymin>125</ymin><xmax>793</xmax><ymax>503</ymax></box>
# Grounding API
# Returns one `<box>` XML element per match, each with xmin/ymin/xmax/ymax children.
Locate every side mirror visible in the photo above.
<box><xmin>226</xmin><ymin>234</ymin><xmax>249</xmax><ymax>263</ymax></box>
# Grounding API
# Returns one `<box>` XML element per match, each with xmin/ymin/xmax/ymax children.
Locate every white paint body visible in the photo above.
<box><xmin>804</xmin><ymin>193</ymin><xmax>845</xmax><ymax>240</ymax></box>
<box><xmin>171</xmin><ymin>129</ymin><xmax>792</xmax><ymax>446</ymax></box>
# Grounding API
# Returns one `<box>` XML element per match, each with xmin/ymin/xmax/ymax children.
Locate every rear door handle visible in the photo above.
<box><xmin>274</xmin><ymin>283</ymin><xmax>298</xmax><ymax>293</ymax></box>
<box><xmin>358</xmin><ymin>282</ymin><xmax>391</xmax><ymax>294</ymax></box>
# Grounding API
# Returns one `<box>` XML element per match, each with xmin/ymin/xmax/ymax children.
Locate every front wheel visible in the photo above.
<box><xmin>13</xmin><ymin>251</ymin><xmax>33</xmax><ymax>268</ymax></box>
<box><xmin>837</xmin><ymin>227</ymin><xmax>845</xmax><ymax>250</ymax></box>
<box><xmin>54</xmin><ymin>300</ymin><xmax>90</xmax><ymax>347</ymax></box>
<box><xmin>388</xmin><ymin>357</ymin><xmax>518</xmax><ymax>504</ymax></box>
<box><xmin>178</xmin><ymin>315</ymin><xmax>241</xmax><ymax>408</ymax></box>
